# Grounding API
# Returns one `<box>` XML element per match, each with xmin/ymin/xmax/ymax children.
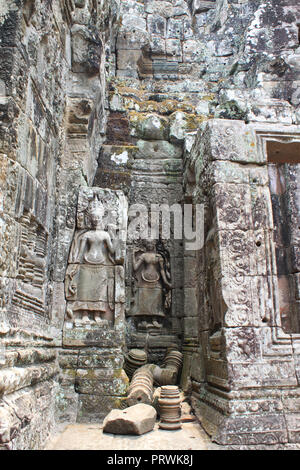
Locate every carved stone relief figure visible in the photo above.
<box><xmin>65</xmin><ymin>188</ymin><xmax>127</xmax><ymax>326</ymax></box>
<box><xmin>11</xmin><ymin>211</ymin><xmax>49</xmax><ymax>317</ymax></box>
<box><xmin>128</xmin><ymin>240</ymin><xmax>172</xmax><ymax>330</ymax></box>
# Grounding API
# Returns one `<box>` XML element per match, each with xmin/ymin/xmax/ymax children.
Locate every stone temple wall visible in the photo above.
<box><xmin>185</xmin><ymin>119</ymin><xmax>300</xmax><ymax>447</ymax></box>
<box><xmin>0</xmin><ymin>0</ymin><xmax>299</xmax><ymax>450</ymax></box>
<box><xmin>0</xmin><ymin>0</ymin><xmax>120</xmax><ymax>449</ymax></box>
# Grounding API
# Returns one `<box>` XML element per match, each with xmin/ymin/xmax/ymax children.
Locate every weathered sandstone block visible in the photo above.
<box><xmin>103</xmin><ymin>404</ymin><xmax>157</xmax><ymax>435</ymax></box>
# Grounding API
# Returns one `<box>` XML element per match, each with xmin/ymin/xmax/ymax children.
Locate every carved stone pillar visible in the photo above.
<box><xmin>185</xmin><ymin>120</ymin><xmax>300</xmax><ymax>448</ymax></box>
<box><xmin>62</xmin><ymin>187</ymin><xmax>129</xmax><ymax>422</ymax></box>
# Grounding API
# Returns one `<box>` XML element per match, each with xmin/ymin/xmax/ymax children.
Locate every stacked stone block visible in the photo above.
<box><xmin>184</xmin><ymin>119</ymin><xmax>300</xmax><ymax>447</ymax></box>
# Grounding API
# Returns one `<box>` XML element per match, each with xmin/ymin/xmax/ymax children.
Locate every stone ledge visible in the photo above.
<box><xmin>62</xmin><ymin>324</ymin><xmax>125</xmax><ymax>348</ymax></box>
<box><xmin>192</xmin><ymin>0</ymin><xmax>216</xmax><ymax>14</ymax></box>
<box><xmin>0</xmin><ymin>363</ymin><xmax>58</xmax><ymax>396</ymax></box>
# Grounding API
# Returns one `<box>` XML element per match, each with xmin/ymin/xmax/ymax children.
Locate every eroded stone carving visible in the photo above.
<box><xmin>128</xmin><ymin>241</ymin><xmax>172</xmax><ymax>330</ymax></box>
<box><xmin>10</xmin><ymin>212</ymin><xmax>49</xmax><ymax>318</ymax></box>
<box><xmin>65</xmin><ymin>187</ymin><xmax>127</xmax><ymax>326</ymax></box>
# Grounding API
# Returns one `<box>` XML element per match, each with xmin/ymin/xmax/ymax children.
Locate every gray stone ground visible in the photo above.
<box><xmin>45</xmin><ymin>422</ymin><xmax>218</xmax><ymax>451</ymax></box>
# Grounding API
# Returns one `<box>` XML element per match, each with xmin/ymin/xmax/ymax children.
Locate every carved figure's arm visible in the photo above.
<box><xmin>105</xmin><ymin>232</ymin><xmax>115</xmax><ymax>255</ymax></box>
<box><xmin>132</xmin><ymin>251</ymin><xmax>144</xmax><ymax>272</ymax></box>
<box><xmin>77</xmin><ymin>235</ymin><xmax>87</xmax><ymax>261</ymax></box>
<box><xmin>159</xmin><ymin>256</ymin><xmax>172</xmax><ymax>289</ymax></box>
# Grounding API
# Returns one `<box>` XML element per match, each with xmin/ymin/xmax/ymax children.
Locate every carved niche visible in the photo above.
<box><xmin>65</xmin><ymin>187</ymin><xmax>127</xmax><ymax>327</ymax></box>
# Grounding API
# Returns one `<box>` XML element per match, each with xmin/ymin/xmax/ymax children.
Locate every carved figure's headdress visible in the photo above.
<box><xmin>88</xmin><ymin>195</ymin><xmax>105</xmax><ymax>224</ymax></box>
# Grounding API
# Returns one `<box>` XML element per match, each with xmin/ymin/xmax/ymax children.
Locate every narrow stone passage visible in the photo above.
<box><xmin>45</xmin><ymin>422</ymin><xmax>218</xmax><ymax>451</ymax></box>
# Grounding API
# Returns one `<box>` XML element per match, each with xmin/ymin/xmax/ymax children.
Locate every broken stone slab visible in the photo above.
<box><xmin>181</xmin><ymin>401</ymin><xmax>196</xmax><ymax>423</ymax></box>
<box><xmin>103</xmin><ymin>403</ymin><xmax>157</xmax><ymax>435</ymax></box>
